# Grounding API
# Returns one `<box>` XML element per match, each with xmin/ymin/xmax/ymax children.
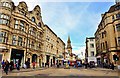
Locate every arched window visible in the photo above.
<box><xmin>31</xmin><ymin>17</ymin><xmax>35</xmax><ymax>22</ymax></box>
<box><xmin>38</xmin><ymin>22</ymin><xmax>41</xmax><ymax>27</ymax></box>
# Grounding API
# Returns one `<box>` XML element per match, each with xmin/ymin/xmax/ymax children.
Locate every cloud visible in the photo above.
<box><xmin>12</xmin><ymin>1</ymin><xmax>113</xmax><ymax>59</ymax></box>
<box><xmin>73</xmin><ymin>46</ymin><xmax>86</xmax><ymax>59</ymax></box>
<box><xmin>13</xmin><ymin>0</ymin><xmax>115</xmax><ymax>2</ymax></box>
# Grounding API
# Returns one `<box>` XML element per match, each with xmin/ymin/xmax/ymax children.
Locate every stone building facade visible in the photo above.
<box><xmin>43</xmin><ymin>25</ymin><xmax>65</xmax><ymax>66</ymax></box>
<box><xmin>85</xmin><ymin>37</ymin><xmax>97</xmax><ymax>63</ymax></box>
<box><xmin>95</xmin><ymin>2</ymin><xmax>120</xmax><ymax>65</ymax></box>
<box><xmin>0</xmin><ymin>0</ymin><xmax>65</xmax><ymax>67</ymax></box>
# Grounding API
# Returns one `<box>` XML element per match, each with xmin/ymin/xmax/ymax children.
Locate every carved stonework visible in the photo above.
<box><xmin>18</xmin><ymin>1</ymin><xmax>28</xmax><ymax>14</ymax></box>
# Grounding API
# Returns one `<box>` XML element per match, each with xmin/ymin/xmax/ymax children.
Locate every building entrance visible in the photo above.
<box><xmin>32</xmin><ymin>54</ymin><xmax>37</xmax><ymax>63</ymax></box>
<box><xmin>11</xmin><ymin>49</ymin><xmax>24</xmax><ymax>65</ymax></box>
<box><xmin>53</xmin><ymin>56</ymin><xmax>55</xmax><ymax>65</ymax></box>
<box><xmin>46</xmin><ymin>55</ymin><xmax>50</xmax><ymax>63</ymax></box>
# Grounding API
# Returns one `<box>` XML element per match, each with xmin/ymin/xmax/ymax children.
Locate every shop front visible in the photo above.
<box><xmin>10</xmin><ymin>49</ymin><xmax>24</xmax><ymax>66</ymax></box>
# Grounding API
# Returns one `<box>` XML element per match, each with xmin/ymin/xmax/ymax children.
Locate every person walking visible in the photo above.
<box><xmin>111</xmin><ymin>62</ymin><xmax>114</xmax><ymax>70</ymax></box>
<box><xmin>84</xmin><ymin>61</ymin><xmax>88</xmax><ymax>69</ymax></box>
<box><xmin>42</xmin><ymin>62</ymin><xmax>44</xmax><ymax>67</ymax></box>
<box><xmin>32</xmin><ymin>62</ymin><xmax>36</xmax><ymax>69</ymax></box>
<box><xmin>47</xmin><ymin>62</ymin><xmax>49</xmax><ymax>68</ymax></box>
<box><xmin>1</xmin><ymin>60</ymin><xmax>5</xmax><ymax>70</ymax></box>
<box><xmin>4</xmin><ymin>60</ymin><xmax>9</xmax><ymax>75</ymax></box>
<box><xmin>16</xmin><ymin>60</ymin><xmax>21</xmax><ymax>71</ymax></box>
<box><xmin>9</xmin><ymin>60</ymin><xmax>14</xmax><ymax>71</ymax></box>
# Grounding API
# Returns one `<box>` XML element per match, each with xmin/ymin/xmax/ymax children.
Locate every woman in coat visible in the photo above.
<box><xmin>4</xmin><ymin>60</ymin><xmax>9</xmax><ymax>75</ymax></box>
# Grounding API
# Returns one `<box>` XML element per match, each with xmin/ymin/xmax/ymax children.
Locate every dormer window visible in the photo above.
<box><xmin>2</xmin><ymin>2</ymin><xmax>11</xmax><ymax>9</ymax></box>
<box><xmin>32</xmin><ymin>17</ymin><xmax>35</xmax><ymax>22</ymax></box>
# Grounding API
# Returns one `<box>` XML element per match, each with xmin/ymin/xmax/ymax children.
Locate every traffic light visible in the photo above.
<box><xmin>113</xmin><ymin>54</ymin><xmax>119</xmax><ymax>61</ymax></box>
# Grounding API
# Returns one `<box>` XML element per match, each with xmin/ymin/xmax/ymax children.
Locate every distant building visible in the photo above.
<box><xmin>43</xmin><ymin>25</ymin><xmax>65</xmax><ymax>66</ymax></box>
<box><xmin>85</xmin><ymin>37</ymin><xmax>97</xmax><ymax>63</ymax></box>
<box><xmin>64</xmin><ymin>36</ymin><xmax>77</xmax><ymax>62</ymax></box>
<box><xmin>95</xmin><ymin>2</ymin><xmax>120</xmax><ymax>65</ymax></box>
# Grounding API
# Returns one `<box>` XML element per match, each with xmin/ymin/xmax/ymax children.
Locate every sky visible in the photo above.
<box><xmin>13</xmin><ymin>0</ymin><xmax>115</xmax><ymax>59</ymax></box>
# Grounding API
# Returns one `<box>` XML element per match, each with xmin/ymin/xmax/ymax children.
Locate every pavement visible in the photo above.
<box><xmin>1</xmin><ymin>66</ymin><xmax>118</xmax><ymax>73</ymax></box>
<box><xmin>90</xmin><ymin>67</ymin><xmax>117</xmax><ymax>72</ymax></box>
<box><xmin>9</xmin><ymin>67</ymin><xmax>46</xmax><ymax>73</ymax></box>
<box><xmin>1</xmin><ymin>67</ymin><xmax>118</xmax><ymax>76</ymax></box>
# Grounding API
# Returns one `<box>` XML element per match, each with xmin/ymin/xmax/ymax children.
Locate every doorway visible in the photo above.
<box><xmin>51</xmin><ymin>59</ymin><xmax>52</xmax><ymax>67</ymax></box>
<box><xmin>11</xmin><ymin>49</ymin><xmax>24</xmax><ymax>65</ymax></box>
<box><xmin>39</xmin><ymin>59</ymin><xmax>41</xmax><ymax>67</ymax></box>
<box><xmin>32</xmin><ymin>54</ymin><xmax>37</xmax><ymax>63</ymax></box>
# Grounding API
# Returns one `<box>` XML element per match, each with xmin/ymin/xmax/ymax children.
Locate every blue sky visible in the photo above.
<box><xmin>13</xmin><ymin>0</ymin><xmax>115</xmax><ymax>58</ymax></box>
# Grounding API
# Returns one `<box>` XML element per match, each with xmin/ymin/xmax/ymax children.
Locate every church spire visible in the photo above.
<box><xmin>67</xmin><ymin>35</ymin><xmax>71</xmax><ymax>43</ymax></box>
<box><xmin>67</xmin><ymin>35</ymin><xmax>72</xmax><ymax>49</ymax></box>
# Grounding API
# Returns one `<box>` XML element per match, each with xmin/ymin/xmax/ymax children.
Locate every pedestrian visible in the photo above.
<box><xmin>25</xmin><ymin>61</ymin><xmax>28</xmax><ymax>68</ymax></box>
<box><xmin>9</xmin><ymin>60</ymin><xmax>14</xmax><ymax>71</ymax></box>
<box><xmin>23</xmin><ymin>63</ymin><xmax>27</xmax><ymax>69</ymax></box>
<box><xmin>1</xmin><ymin>60</ymin><xmax>5</xmax><ymax>70</ymax></box>
<box><xmin>84</xmin><ymin>61</ymin><xmax>88</xmax><ymax>69</ymax></box>
<box><xmin>4</xmin><ymin>60</ymin><xmax>9</xmax><ymax>75</ymax></box>
<box><xmin>28</xmin><ymin>60</ymin><xmax>30</xmax><ymax>68</ymax></box>
<box><xmin>48</xmin><ymin>62</ymin><xmax>49</xmax><ymax>68</ymax></box>
<box><xmin>32</xmin><ymin>62</ymin><xmax>36</xmax><ymax>69</ymax></box>
<box><xmin>42</xmin><ymin>62</ymin><xmax>44</xmax><ymax>67</ymax></box>
<box><xmin>111</xmin><ymin>62</ymin><xmax>114</xmax><ymax>70</ymax></box>
<box><xmin>16</xmin><ymin>60</ymin><xmax>21</xmax><ymax>71</ymax></box>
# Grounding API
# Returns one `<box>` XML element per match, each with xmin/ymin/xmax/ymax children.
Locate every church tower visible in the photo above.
<box><xmin>67</xmin><ymin>36</ymin><xmax>72</xmax><ymax>54</ymax></box>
